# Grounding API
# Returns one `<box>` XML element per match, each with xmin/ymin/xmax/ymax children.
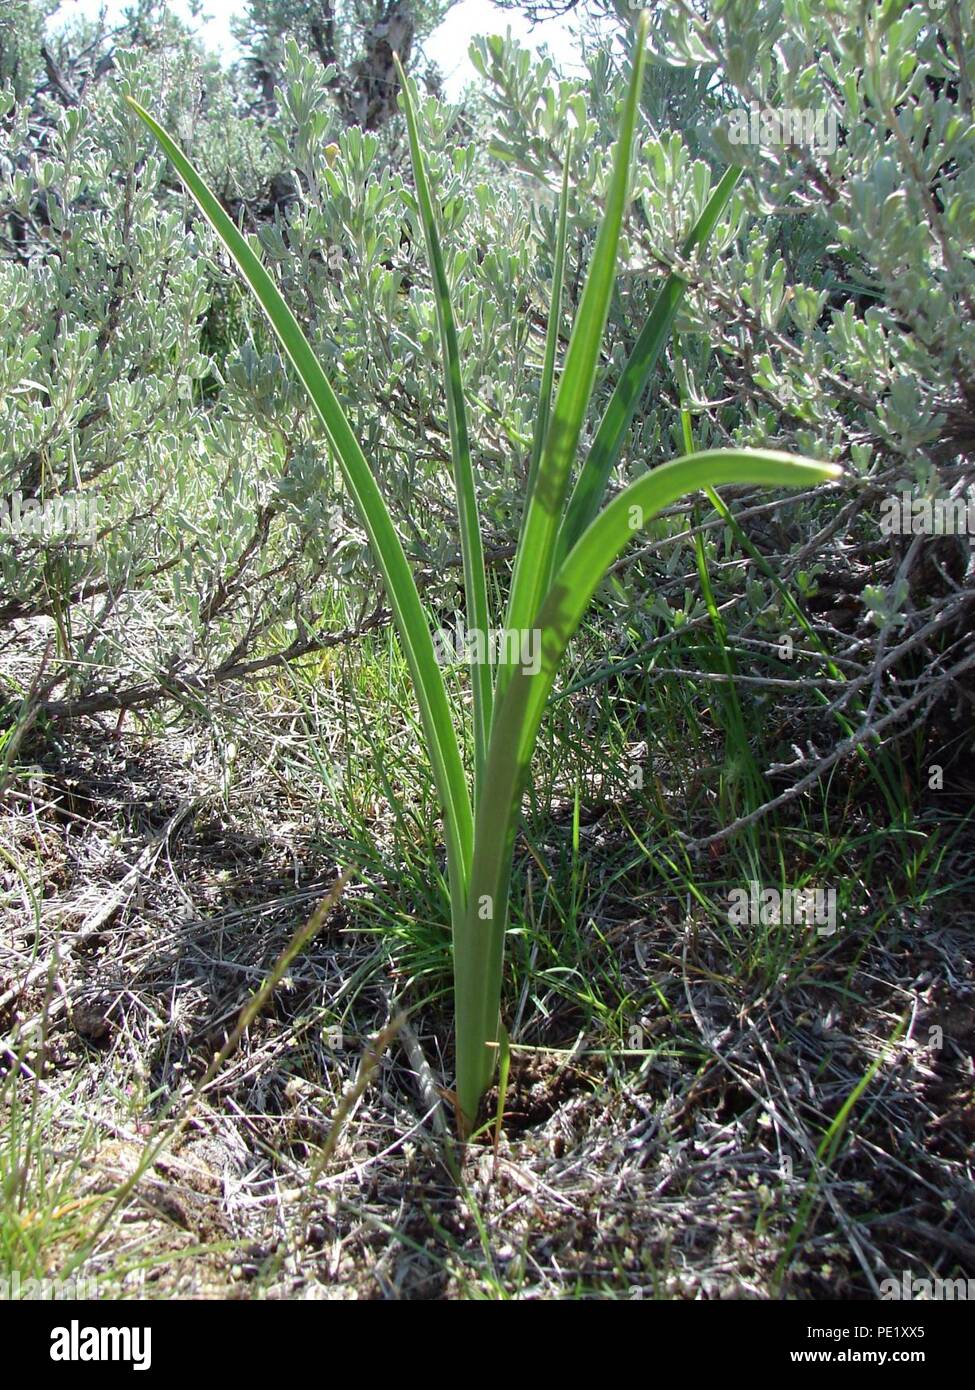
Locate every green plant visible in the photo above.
<box><xmin>123</xmin><ymin>12</ymin><xmax>840</xmax><ymax>1133</ymax></box>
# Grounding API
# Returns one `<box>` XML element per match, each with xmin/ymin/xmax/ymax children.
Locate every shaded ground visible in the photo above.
<box><xmin>1</xmin><ymin>716</ymin><xmax>973</xmax><ymax>1300</ymax></box>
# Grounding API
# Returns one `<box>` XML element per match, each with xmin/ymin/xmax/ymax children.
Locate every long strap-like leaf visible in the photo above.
<box><xmin>395</xmin><ymin>61</ymin><xmax>493</xmax><ymax>808</ymax></box>
<box><xmin>497</xmin><ymin>11</ymin><xmax>649</xmax><ymax>705</ymax></box>
<box><xmin>554</xmin><ymin>164</ymin><xmax>742</xmax><ymax>566</ymax></box>
<box><xmin>123</xmin><ymin>96</ymin><xmax>474</xmax><ymax>898</ymax></box>
<box><xmin>525</xmin><ymin>133</ymin><xmax>573</xmax><ymax>502</ymax></box>
<box><xmin>455</xmin><ymin>449</ymin><xmax>841</xmax><ymax>1122</ymax></box>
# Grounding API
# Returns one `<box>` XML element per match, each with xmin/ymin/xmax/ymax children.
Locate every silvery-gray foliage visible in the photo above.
<box><xmin>474</xmin><ymin>2</ymin><xmax>974</xmax><ymax>812</ymax></box>
<box><xmin>0</xmin><ymin>0</ymin><xmax>971</xmax><ymax>822</ymax></box>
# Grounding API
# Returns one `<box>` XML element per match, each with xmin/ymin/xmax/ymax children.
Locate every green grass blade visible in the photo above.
<box><xmin>498</xmin><ymin>12</ymin><xmax>649</xmax><ymax>700</ymax></box>
<box><xmin>457</xmin><ymin>449</ymin><xmax>841</xmax><ymax>1123</ymax></box>
<box><xmin>395</xmin><ymin>60</ymin><xmax>493</xmax><ymax>806</ymax></box>
<box><xmin>493</xmin><ymin>1020</ymin><xmax>511</xmax><ymax>1156</ymax></box>
<box><xmin>684</xmin><ymin>408</ymin><xmax>764</xmax><ymax>860</ymax></box>
<box><xmin>554</xmin><ymin>164</ymin><xmax>742</xmax><ymax>566</ymax></box>
<box><xmin>525</xmin><ymin>134</ymin><xmax>573</xmax><ymax>501</ymax></box>
<box><xmin>122</xmin><ymin>95</ymin><xmax>474</xmax><ymax>898</ymax></box>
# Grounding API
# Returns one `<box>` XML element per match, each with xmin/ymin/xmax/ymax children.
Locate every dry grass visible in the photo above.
<box><xmin>1</xmin><ymin>708</ymin><xmax>973</xmax><ymax>1300</ymax></box>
